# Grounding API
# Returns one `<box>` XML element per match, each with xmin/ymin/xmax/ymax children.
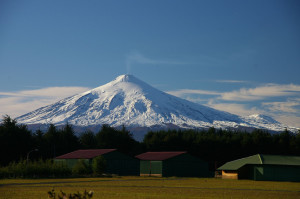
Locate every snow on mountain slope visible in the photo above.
<box><xmin>16</xmin><ymin>75</ymin><xmax>293</xmax><ymax>136</ymax></box>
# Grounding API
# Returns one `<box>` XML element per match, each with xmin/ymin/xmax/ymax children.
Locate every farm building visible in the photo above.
<box><xmin>217</xmin><ymin>154</ymin><xmax>300</xmax><ymax>182</ymax></box>
<box><xmin>135</xmin><ymin>151</ymin><xmax>210</xmax><ymax>177</ymax></box>
<box><xmin>55</xmin><ymin>149</ymin><xmax>139</xmax><ymax>176</ymax></box>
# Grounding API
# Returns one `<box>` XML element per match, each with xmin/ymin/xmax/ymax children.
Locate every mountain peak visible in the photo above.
<box><xmin>113</xmin><ymin>74</ymin><xmax>145</xmax><ymax>85</ymax></box>
<box><xmin>89</xmin><ymin>74</ymin><xmax>150</xmax><ymax>94</ymax></box>
<box><xmin>93</xmin><ymin>74</ymin><xmax>156</xmax><ymax>95</ymax></box>
<box><xmin>16</xmin><ymin>74</ymin><xmax>292</xmax><ymax>140</ymax></box>
<box><xmin>115</xmin><ymin>74</ymin><xmax>136</xmax><ymax>82</ymax></box>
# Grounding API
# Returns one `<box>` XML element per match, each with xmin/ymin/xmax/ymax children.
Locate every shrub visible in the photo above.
<box><xmin>0</xmin><ymin>167</ymin><xmax>9</xmax><ymax>178</ymax></box>
<box><xmin>48</xmin><ymin>189</ymin><xmax>94</xmax><ymax>199</ymax></box>
<box><xmin>92</xmin><ymin>156</ymin><xmax>106</xmax><ymax>175</ymax></box>
<box><xmin>0</xmin><ymin>159</ymin><xmax>71</xmax><ymax>179</ymax></box>
<box><xmin>72</xmin><ymin>160</ymin><xmax>92</xmax><ymax>175</ymax></box>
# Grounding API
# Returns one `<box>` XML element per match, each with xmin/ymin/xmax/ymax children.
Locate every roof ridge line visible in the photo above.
<box><xmin>258</xmin><ymin>154</ymin><xmax>263</xmax><ymax>164</ymax></box>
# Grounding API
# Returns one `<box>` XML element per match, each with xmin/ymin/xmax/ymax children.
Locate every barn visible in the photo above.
<box><xmin>55</xmin><ymin>149</ymin><xmax>139</xmax><ymax>176</ymax></box>
<box><xmin>135</xmin><ymin>151</ymin><xmax>210</xmax><ymax>177</ymax></box>
<box><xmin>217</xmin><ymin>154</ymin><xmax>300</xmax><ymax>181</ymax></box>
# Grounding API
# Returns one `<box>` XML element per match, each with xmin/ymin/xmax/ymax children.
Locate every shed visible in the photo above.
<box><xmin>217</xmin><ymin>154</ymin><xmax>300</xmax><ymax>181</ymax></box>
<box><xmin>135</xmin><ymin>151</ymin><xmax>210</xmax><ymax>177</ymax></box>
<box><xmin>55</xmin><ymin>149</ymin><xmax>139</xmax><ymax>176</ymax></box>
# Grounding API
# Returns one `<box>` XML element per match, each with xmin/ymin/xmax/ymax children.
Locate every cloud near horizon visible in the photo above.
<box><xmin>262</xmin><ymin>98</ymin><xmax>300</xmax><ymax>113</ymax></box>
<box><xmin>167</xmin><ymin>89</ymin><xmax>221</xmax><ymax>96</ymax></box>
<box><xmin>167</xmin><ymin>83</ymin><xmax>300</xmax><ymax>128</ymax></box>
<box><xmin>0</xmin><ymin>86</ymin><xmax>90</xmax><ymax>118</ymax></box>
<box><xmin>168</xmin><ymin>83</ymin><xmax>300</xmax><ymax>102</ymax></box>
<box><xmin>220</xmin><ymin>84</ymin><xmax>300</xmax><ymax>101</ymax></box>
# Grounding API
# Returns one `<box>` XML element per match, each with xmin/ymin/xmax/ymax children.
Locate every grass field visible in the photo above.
<box><xmin>0</xmin><ymin>177</ymin><xmax>300</xmax><ymax>199</ymax></box>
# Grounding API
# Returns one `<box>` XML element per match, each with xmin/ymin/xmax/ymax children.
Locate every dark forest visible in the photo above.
<box><xmin>1</xmin><ymin>115</ymin><xmax>299</xmax><ymax>169</ymax></box>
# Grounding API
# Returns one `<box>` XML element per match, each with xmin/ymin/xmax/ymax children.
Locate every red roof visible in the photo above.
<box><xmin>135</xmin><ymin>151</ymin><xmax>186</xmax><ymax>161</ymax></box>
<box><xmin>56</xmin><ymin>149</ymin><xmax>116</xmax><ymax>159</ymax></box>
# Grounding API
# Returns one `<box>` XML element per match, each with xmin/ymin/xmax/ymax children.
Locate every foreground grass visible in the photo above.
<box><xmin>0</xmin><ymin>177</ymin><xmax>300</xmax><ymax>199</ymax></box>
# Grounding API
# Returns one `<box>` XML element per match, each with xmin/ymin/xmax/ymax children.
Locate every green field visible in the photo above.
<box><xmin>0</xmin><ymin>177</ymin><xmax>300</xmax><ymax>199</ymax></box>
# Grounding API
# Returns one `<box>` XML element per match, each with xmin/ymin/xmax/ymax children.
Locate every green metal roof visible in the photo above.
<box><xmin>217</xmin><ymin>154</ymin><xmax>300</xmax><ymax>171</ymax></box>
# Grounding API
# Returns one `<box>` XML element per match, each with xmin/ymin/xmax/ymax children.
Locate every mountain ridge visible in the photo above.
<box><xmin>16</xmin><ymin>74</ymin><xmax>296</xmax><ymax>140</ymax></box>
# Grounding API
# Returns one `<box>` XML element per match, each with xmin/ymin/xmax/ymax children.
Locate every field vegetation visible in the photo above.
<box><xmin>1</xmin><ymin>177</ymin><xmax>300</xmax><ymax>199</ymax></box>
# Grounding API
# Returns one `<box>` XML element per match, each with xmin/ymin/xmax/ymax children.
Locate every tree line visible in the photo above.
<box><xmin>143</xmin><ymin>127</ymin><xmax>300</xmax><ymax>168</ymax></box>
<box><xmin>1</xmin><ymin>115</ymin><xmax>300</xmax><ymax>169</ymax></box>
<box><xmin>0</xmin><ymin>116</ymin><xmax>139</xmax><ymax>166</ymax></box>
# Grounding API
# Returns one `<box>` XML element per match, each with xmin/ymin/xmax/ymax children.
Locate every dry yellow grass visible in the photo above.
<box><xmin>1</xmin><ymin>177</ymin><xmax>300</xmax><ymax>199</ymax></box>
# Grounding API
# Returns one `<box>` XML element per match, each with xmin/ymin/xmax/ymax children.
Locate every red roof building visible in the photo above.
<box><xmin>135</xmin><ymin>151</ymin><xmax>210</xmax><ymax>177</ymax></box>
<box><xmin>56</xmin><ymin>149</ymin><xmax>116</xmax><ymax>159</ymax></box>
<box><xmin>135</xmin><ymin>151</ymin><xmax>186</xmax><ymax>161</ymax></box>
<box><xmin>55</xmin><ymin>149</ymin><xmax>139</xmax><ymax>176</ymax></box>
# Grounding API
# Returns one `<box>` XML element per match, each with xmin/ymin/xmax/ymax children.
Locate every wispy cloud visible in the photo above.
<box><xmin>167</xmin><ymin>89</ymin><xmax>221</xmax><ymax>97</ymax></box>
<box><xmin>125</xmin><ymin>51</ymin><xmax>188</xmax><ymax>73</ymax></box>
<box><xmin>207</xmin><ymin>101</ymin><xmax>261</xmax><ymax>116</ymax></box>
<box><xmin>167</xmin><ymin>84</ymin><xmax>300</xmax><ymax>102</ymax></box>
<box><xmin>262</xmin><ymin>98</ymin><xmax>300</xmax><ymax>113</ymax></box>
<box><xmin>216</xmin><ymin>80</ymin><xmax>249</xmax><ymax>84</ymax></box>
<box><xmin>0</xmin><ymin>87</ymin><xmax>90</xmax><ymax>98</ymax></box>
<box><xmin>220</xmin><ymin>84</ymin><xmax>300</xmax><ymax>101</ymax></box>
<box><xmin>0</xmin><ymin>87</ymin><xmax>90</xmax><ymax>118</ymax></box>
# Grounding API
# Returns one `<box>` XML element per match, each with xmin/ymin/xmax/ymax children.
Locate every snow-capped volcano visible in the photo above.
<box><xmin>16</xmin><ymin>74</ymin><xmax>292</xmax><ymax>139</ymax></box>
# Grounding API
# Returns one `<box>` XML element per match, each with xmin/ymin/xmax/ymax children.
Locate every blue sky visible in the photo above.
<box><xmin>0</xmin><ymin>0</ymin><xmax>300</xmax><ymax>127</ymax></box>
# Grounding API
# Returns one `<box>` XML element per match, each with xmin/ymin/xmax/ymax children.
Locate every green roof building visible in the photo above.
<box><xmin>135</xmin><ymin>151</ymin><xmax>211</xmax><ymax>177</ymax></box>
<box><xmin>55</xmin><ymin>149</ymin><xmax>139</xmax><ymax>176</ymax></box>
<box><xmin>217</xmin><ymin>154</ymin><xmax>300</xmax><ymax>181</ymax></box>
